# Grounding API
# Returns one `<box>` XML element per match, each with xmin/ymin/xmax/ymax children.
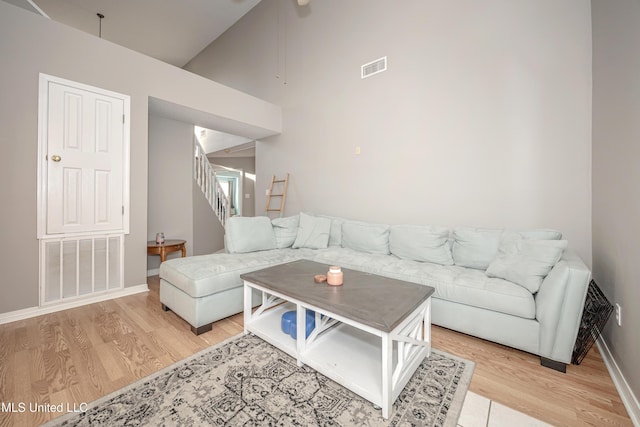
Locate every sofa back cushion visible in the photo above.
<box><xmin>225</xmin><ymin>216</ymin><xmax>276</xmax><ymax>253</ymax></box>
<box><xmin>486</xmin><ymin>239</ymin><xmax>568</xmax><ymax>293</ymax></box>
<box><xmin>452</xmin><ymin>227</ymin><xmax>504</xmax><ymax>269</ymax></box>
<box><xmin>389</xmin><ymin>225</ymin><xmax>453</xmax><ymax>265</ymax></box>
<box><xmin>516</xmin><ymin>229</ymin><xmax>562</xmax><ymax>240</ymax></box>
<box><xmin>342</xmin><ymin>221</ymin><xmax>390</xmax><ymax>255</ymax></box>
<box><xmin>271</xmin><ymin>215</ymin><xmax>300</xmax><ymax>248</ymax></box>
<box><xmin>498</xmin><ymin>229</ymin><xmax>562</xmax><ymax>255</ymax></box>
<box><xmin>292</xmin><ymin>212</ymin><xmax>331</xmax><ymax>249</ymax></box>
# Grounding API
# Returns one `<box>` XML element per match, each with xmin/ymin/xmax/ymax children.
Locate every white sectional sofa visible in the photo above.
<box><xmin>159</xmin><ymin>212</ymin><xmax>591</xmax><ymax>372</ymax></box>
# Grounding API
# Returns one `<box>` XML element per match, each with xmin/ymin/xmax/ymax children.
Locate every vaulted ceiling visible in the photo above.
<box><xmin>4</xmin><ymin>0</ymin><xmax>275</xmax><ymax>155</ymax></box>
<box><xmin>24</xmin><ymin>0</ymin><xmax>263</xmax><ymax>67</ymax></box>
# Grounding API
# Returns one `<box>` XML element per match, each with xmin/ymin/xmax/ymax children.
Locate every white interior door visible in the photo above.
<box><xmin>37</xmin><ymin>74</ymin><xmax>130</xmax><ymax>305</ymax></box>
<box><xmin>45</xmin><ymin>79</ymin><xmax>126</xmax><ymax>234</ymax></box>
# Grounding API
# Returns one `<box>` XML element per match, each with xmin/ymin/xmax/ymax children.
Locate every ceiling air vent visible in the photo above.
<box><xmin>361</xmin><ymin>56</ymin><xmax>387</xmax><ymax>79</ymax></box>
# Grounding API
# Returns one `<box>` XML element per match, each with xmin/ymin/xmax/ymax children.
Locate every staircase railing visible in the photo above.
<box><xmin>194</xmin><ymin>140</ymin><xmax>231</xmax><ymax>226</ymax></box>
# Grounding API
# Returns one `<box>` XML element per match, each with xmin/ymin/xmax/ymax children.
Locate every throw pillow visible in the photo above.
<box><xmin>342</xmin><ymin>221</ymin><xmax>390</xmax><ymax>255</ymax></box>
<box><xmin>272</xmin><ymin>215</ymin><xmax>300</xmax><ymax>248</ymax></box>
<box><xmin>292</xmin><ymin>212</ymin><xmax>331</xmax><ymax>249</ymax></box>
<box><xmin>318</xmin><ymin>214</ymin><xmax>345</xmax><ymax>247</ymax></box>
<box><xmin>452</xmin><ymin>227</ymin><xmax>504</xmax><ymax>270</ymax></box>
<box><xmin>389</xmin><ymin>225</ymin><xmax>453</xmax><ymax>265</ymax></box>
<box><xmin>486</xmin><ymin>239</ymin><xmax>568</xmax><ymax>293</ymax></box>
<box><xmin>225</xmin><ymin>216</ymin><xmax>276</xmax><ymax>254</ymax></box>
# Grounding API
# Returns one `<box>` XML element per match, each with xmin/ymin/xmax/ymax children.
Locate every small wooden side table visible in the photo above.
<box><xmin>147</xmin><ymin>239</ymin><xmax>186</xmax><ymax>263</ymax></box>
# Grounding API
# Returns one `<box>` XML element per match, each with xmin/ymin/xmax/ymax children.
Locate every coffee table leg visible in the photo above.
<box><xmin>243</xmin><ymin>282</ymin><xmax>252</xmax><ymax>335</ymax></box>
<box><xmin>296</xmin><ymin>305</ymin><xmax>306</xmax><ymax>367</ymax></box>
<box><xmin>381</xmin><ymin>333</ymin><xmax>393</xmax><ymax>419</ymax></box>
<box><xmin>424</xmin><ymin>298</ymin><xmax>431</xmax><ymax>356</ymax></box>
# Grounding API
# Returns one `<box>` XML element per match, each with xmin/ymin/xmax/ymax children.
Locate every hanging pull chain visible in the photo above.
<box><xmin>97</xmin><ymin>13</ymin><xmax>104</xmax><ymax>38</ymax></box>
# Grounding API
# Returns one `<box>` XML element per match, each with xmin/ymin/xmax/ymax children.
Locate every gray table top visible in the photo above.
<box><xmin>240</xmin><ymin>259</ymin><xmax>435</xmax><ymax>333</ymax></box>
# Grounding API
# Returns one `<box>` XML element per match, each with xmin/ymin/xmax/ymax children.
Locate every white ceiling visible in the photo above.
<box><xmin>194</xmin><ymin>126</ymin><xmax>254</xmax><ymax>156</ymax></box>
<box><xmin>30</xmin><ymin>0</ymin><xmax>262</xmax><ymax>67</ymax></box>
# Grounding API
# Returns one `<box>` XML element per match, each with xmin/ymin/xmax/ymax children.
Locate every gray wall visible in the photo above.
<box><xmin>0</xmin><ymin>1</ymin><xmax>280</xmax><ymax>314</ymax></box>
<box><xmin>592</xmin><ymin>0</ymin><xmax>640</xmax><ymax>406</ymax></box>
<box><xmin>147</xmin><ymin>116</ymin><xmax>194</xmax><ymax>271</ymax></box>
<box><xmin>186</xmin><ymin>0</ymin><xmax>593</xmax><ymax>264</ymax></box>
<box><xmin>148</xmin><ymin>116</ymin><xmax>227</xmax><ymax>267</ymax></box>
<box><xmin>192</xmin><ymin>180</ymin><xmax>225</xmax><ymax>257</ymax></box>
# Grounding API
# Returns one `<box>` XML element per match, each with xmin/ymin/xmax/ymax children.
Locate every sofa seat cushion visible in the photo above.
<box><xmin>307</xmin><ymin>248</ymin><xmax>535</xmax><ymax>319</ymax></box>
<box><xmin>446</xmin><ymin>267</ymin><xmax>536</xmax><ymax>319</ymax></box>
<box><xmin>159</xmin><ymin>249</ymin><xmax>306</xmax><ymax>298</ymax></box>
<box><xmin>380</xmin><ymin>260</ymin><xmax>535</xmax><ymax>319</ymax></box>
<box><xmin>309</xmin><ymin>247</ymin><xmax>402</xmax><ymax>275</ymax></box>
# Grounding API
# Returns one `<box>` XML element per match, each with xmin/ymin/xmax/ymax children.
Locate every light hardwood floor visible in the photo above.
<box><xmin>0</xmin><ymin>276</ymin><xmax>632</xmax><ymax>427</ymax></box>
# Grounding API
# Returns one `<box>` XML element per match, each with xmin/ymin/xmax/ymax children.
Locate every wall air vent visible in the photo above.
<box><xmin>361</xmin><ymin>56</ymin><xmax>387</xmax><ymax>79</ymax></box>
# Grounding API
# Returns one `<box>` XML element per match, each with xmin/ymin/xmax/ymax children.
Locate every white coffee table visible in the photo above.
<box><xmin>241</xmin><ymin>260</ymin><xmax>434</xmax><ymax>419</ymax></box>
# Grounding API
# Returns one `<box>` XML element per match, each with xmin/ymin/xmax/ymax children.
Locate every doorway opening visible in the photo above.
<box><xmin>213</xmin><ymin>166</ymin><xmax>243</xmax><ymax>216</ymax></box>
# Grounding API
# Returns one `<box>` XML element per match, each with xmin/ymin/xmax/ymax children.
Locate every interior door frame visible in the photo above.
<box><xmin>37</xmin><ymin>73</ymin><xmax>131</xmax><ymax>238</ymax></box>
<box><xmin>212</xmin><ymin>165</ymin><xmax>243</xmax><ymax>216</ymax></box>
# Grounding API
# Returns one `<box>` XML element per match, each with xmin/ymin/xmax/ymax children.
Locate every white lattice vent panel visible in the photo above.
<box><xmin>40</xmin><ymin>234</ymin><xmax>123</xmax><ymax>305</ymax></box>
<box><xmin>361</xmin><ymin>56</ymin><xmax>387</xmax><ymax>79</ymax></box>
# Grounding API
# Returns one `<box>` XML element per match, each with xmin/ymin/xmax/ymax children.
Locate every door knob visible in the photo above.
<box><xmin>51</xmin><ymin>155</ymin><xmax>61</xmax><ymax>162</ymax></box>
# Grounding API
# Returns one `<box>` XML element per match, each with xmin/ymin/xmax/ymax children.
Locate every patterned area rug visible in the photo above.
<box><xmin>47</xmin><ymin>334</ymin><xmax>474</xmax><ymax>427</ymax></box>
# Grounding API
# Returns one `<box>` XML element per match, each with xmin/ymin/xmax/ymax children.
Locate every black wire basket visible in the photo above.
<box><xmin>571</xmin><ymin>280</ymin><xmax>614</xmax><ymax>365</ymax></box>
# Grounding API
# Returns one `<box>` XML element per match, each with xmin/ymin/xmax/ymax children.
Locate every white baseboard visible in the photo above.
<box><xmin>0</xmin><ymin>284</ymin><xmax>149</xmax><ymax>326</ymax></box>
<box><xmin>597</xmin><ymin>337</ymin><xmax>640</xmax><ymax>426</ymax></box>
<box><xmin>147</xmin><ymin>268</ymin><xmax>159</xmax><ymax>277</ymax></box>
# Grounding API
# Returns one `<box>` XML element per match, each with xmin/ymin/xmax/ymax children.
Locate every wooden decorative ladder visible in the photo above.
<box><xmin>264</xmin><ymin>174</ymin><xmax>289</xmax><ymax>217</ymax></box>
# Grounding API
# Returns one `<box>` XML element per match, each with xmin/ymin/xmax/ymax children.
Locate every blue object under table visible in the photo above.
<box><xmin>281</xmin><ymin>310</ymin><xmax>316</xmax><ymax>339</ymax></box>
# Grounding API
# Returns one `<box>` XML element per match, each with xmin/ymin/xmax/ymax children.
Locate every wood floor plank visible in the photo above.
<box><xmin>431</xmin><ymin>325</ymin><xmax>632</xmax><ymax>426</ymax></box>
<box><xmin>60</xmin><ymin>328</ymin><xmax>108</xmax><ymax>399</ymax></box>
<box><xmin>0</xmin><ymin>275</ymin><xmax>632</xmax><ymax>426</ymax></box>
<box><xmin>0</xmin><ymin>328</ymin><xmax>14</xmax><ymax>405</ymax></box>
<box><xmin>112</xmin><ymin>298</ymin><xmax>156</xmax><ymax>333</ymax></box>
<box><xmin>93</xmin><ymin>342</ymin><xmax>129</xmax><ymax>383</ymax></box>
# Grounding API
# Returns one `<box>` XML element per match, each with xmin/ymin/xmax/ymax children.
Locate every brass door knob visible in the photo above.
<box><xmin>51</xmin><ymin>155</ymin><xmax>61</xmax><ymax>162</ymax></box>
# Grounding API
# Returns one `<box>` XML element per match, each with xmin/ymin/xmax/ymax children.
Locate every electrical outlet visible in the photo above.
<box><xmin>265</xmin><ymin>189</ymin><xmax>270</xmax><ymax>196</ymax></box>
<box><xmin>615</xmin><ymin>303</ymin><xmax>622</xmax><ymax>326</ymax></box>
